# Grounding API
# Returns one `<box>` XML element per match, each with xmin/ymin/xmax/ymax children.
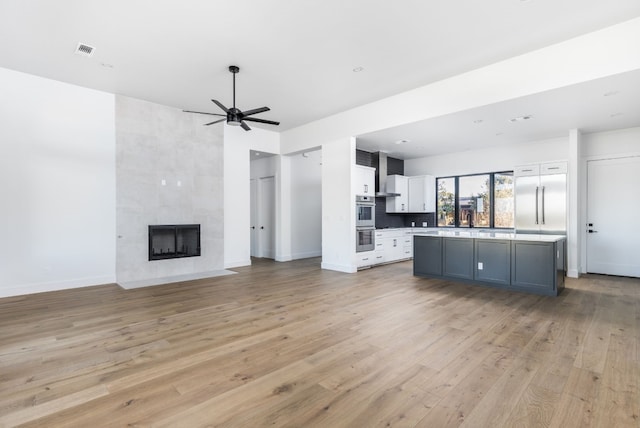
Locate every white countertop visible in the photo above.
<box><xmin>412</xmin><ymin>229</ymin><xmax>565</xmax><ymax>242</ymax></box>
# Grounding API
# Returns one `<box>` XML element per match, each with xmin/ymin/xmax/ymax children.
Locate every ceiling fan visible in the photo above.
<box><xmin>184</xmin><ymin>65</ymin><xmax>280</xmax><ymax>131</ymax></box>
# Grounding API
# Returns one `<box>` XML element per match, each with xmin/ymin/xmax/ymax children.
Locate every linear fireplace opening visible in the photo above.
<box><xmin>149</xmin><ymin>224</ymin><xmax>201</xmax><ymax>261</ymax></box>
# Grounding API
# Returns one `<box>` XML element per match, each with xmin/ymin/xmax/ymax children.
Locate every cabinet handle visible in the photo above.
<box><xmin>541</xmin><ymin>186</ymin><xmax>545</xmax><ymax>225</ymax></box>
<box><xmin>364</xmin><ymin>184</ymin><xmax>368</xmax><ymax>193</ymax></box>
<box><xmin>535</xmin><ymin>186</ymin><xmax>539</xmax><ymax>225</ymax></box>
<box><xmin>393</xmin><ymin>239</ymin><xmax>397</xmax><ymax>247</ymax></box>
<box><xmin>423</xmin><ymin>203</ymin><xmax>426</xmax><ymax>211</ymax></box>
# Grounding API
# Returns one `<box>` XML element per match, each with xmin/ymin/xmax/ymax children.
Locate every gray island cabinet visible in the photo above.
<box><xmin>413</xmin><ymin>231</ymin><xmax>565</xmax><ymax>296</ymax></box>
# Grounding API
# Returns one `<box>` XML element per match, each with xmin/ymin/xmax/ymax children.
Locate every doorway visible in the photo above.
<box><xmin>586</xmin><ymin>156</ymin><xmax>640</xmax><ymax>277</ymax></box>
<box><xmin>250</xmin><ymin>176</ymin><xmax>275</xmax><ymax>259</ymax></box>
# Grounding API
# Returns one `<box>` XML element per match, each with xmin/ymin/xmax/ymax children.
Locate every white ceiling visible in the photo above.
<box><xmin>1</xmin><ymin>1</ymin><xmax>640</xmax><ymax>157</ymax></box>
<box><xmin>357</xmin><ymin>69</ymin><xmax>640</xmax><ymax>159</ymax></box>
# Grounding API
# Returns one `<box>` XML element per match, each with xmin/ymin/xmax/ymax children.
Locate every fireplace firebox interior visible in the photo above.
<box><xmin>149</xmin><ymin>224</ymin><xmax>201</xmax><ymax>261</ymax></box>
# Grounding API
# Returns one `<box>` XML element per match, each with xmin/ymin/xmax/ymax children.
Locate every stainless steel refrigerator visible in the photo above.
<box><xmin>514</xmin><ymin>162</ymin><xmax>567</xmax><ymax>234</ymax></box>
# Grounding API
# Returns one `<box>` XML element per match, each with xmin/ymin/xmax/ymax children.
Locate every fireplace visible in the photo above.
<box><xmin>148</xmin><ymin>224</ymin><xmax>201</xmax><ymax>261</ymax></box>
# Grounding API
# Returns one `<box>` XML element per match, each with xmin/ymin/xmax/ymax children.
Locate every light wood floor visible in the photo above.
<box><xmin>0</xmin><ymin>258</ymin><xmax>638</xmax><ymax>427</ymax></box>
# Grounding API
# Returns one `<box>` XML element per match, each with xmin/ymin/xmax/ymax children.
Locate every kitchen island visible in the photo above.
<box><xmin>413</xmin><ymin>230</ymin><xmax>566</xmax><ymax>296</ymax></box>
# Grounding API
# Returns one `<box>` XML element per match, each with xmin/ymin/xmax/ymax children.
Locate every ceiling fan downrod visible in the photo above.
<box><xmin>229</xmin><ymin>65</ymin><xmax>239</xmax><ymax>110</ymax></box>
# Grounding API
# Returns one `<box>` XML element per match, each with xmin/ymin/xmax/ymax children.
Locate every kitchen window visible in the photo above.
<box><xmin>494</xmin><ymin>172</ymin><xmax>514</xmax><ymax>228</ymax></box>
<box><xmin>437</xmin><ymin>172</ymin><xmax>514</xmax><ymax>228</ymax></box>
<box><xmin>437</xmin><ymin>177</ymin><xmax>455</xmax><ymax>226</ymax></box>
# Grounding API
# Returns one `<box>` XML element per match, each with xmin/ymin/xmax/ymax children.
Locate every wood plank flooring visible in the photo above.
<box><xmin>0</xmin><ymin>258</ymin><xmax>638</xmax><ymax>427</ymax></box>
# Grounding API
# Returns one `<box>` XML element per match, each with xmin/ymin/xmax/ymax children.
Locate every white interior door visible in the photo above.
<box><xmin>258</xmin><ymin>176</ymin><xmax>275</xmax><ymax>259</ymax></box>
<box><xmin>587</xmin><ymin>156</ymin><xmax>640</xmax><ymax>277</ymax></box>
<box><xmin>250</xmin><ymin>179</ymin><xmax>258</xmax><ymax>257</ymax></box>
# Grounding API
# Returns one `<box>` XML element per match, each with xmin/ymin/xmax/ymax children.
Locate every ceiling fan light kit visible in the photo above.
<box><xmin>183</xmin><ymin>65</ymin><xmax>280</xmax><ymax>131</ymax></box>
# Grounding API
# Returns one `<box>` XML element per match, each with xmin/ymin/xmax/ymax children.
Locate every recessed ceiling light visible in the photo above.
<box><xmin>473</xmin><ymin>119</ymin><xmax>483</xmax><ymax>124</ymax></box>
<box><xmin>610</xmin><ymin>112</ymin><xmax>623</xmax><ymax>118</ymax></box>
<box><xmin>100</xmin><ymin>62</ymin><xmax>114</xmax><ymax>68</ymax></box>
<box><xmin>509</xmin><ymin>115</ymin><xmax>533</xmax><ymax>123</ymax></box>
<box><xmin>352</xmin><ymin>66</ymin><xmax>364</xmax><ymax>72</ymax></box>
<box><xmin>603</xmin><ymin>91</ymin><xmax>619</xmax><ymax>97</ymax></box>
<box><xmin>395</xmin><ymin>139</ymin><xmax>410</xmax><ymax>145</ymax></box>
<box><xmin>495</xmin><ymin>132</ymin><xmax>504</xmax><ymax>136</ymax></box>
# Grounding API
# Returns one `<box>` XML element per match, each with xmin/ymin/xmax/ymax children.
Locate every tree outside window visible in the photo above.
<box><xmin>437</xmin><ymin>177</ymin><xmax>455</xmax><ymax>226</ymax></box>
<box><xmin>494</xmin><ymin>172</ymin><xmax>514</xmax><ymax>228</ymax></box>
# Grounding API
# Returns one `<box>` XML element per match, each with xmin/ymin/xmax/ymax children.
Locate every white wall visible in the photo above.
<box><xmin>250</xmin><ymin>156</ymin><xmax>278</xmax><ymax>179</ymax></box>
<box><xmin>290</xmin><ymin>149</ymin><xmax>322</xmax><ymax>259</ymax></box>
<box><xmin>321</xmin><ymin>138</ymin><xmax>356</xmax><ymax>273</ymax></box>
<box><xmin>404</xmin><ymin>137</ymin><xmax>569</xmax><ymax>177</ymax></box>
<box><xmin>224</xmin><ymin>126</ymin><xmax>279</xmax><ymax>268</ymax></box>
<box><xmin>0</xmin><ymin>67</ymin><xmax>116</xmax><ymax>297</ymax></box>
<box><xmin>582</xmin><ymin>126</ymin><xmax>640</xmax><ymax>158</ymax></box>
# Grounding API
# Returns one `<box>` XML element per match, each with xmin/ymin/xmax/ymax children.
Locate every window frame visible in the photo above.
<box><xmin>436</xmin><ymin>170</ymin><xmax>514</xmax><ymax>229</ymax></box>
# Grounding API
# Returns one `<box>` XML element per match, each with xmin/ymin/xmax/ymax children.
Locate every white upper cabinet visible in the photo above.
<box><xmin>386</xmin><ymin>174</ymin><xmax>409</xmax><ymax>213</ymax></box>
<box><xmin>353</xmin><ymin>165</ymin><xmax>375</xmax><ymax>196</ymax></box>
<box><xmin>408</xmin><ymin>175</ymin><xmax>435</xmax><ymax>213</ymax></box>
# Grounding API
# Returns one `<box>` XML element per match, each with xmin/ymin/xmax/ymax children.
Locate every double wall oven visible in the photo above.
<box><xmin>356</xmin><ymin>195</ymin><xmax>375</xmax><ymax>252</ymax></box>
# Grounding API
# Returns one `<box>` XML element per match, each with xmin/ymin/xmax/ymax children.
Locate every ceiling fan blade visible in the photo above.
<box><xmin>240</xmin><ymin>121</ymin><xmax>251</xmax><ymax>131</ymax></box>
<box><xmin>241</xmin><ymin>106</ymin><xmax>270</xmax><ymax>117</ymax></box>
<box><xmin>183</xmin><ymin>110</ymin><xmax>226</xmax><ymax>117</ymax></box>
<box><xmin>211</xmin><ymin>99</ymin><xmax>229</xmax><ymax>113</ymax></box>
<box><xmin>204</xmin><ymin>118</ymin><xmax>226</xmax><ymax>126</ymax></box>
<box><xmin>243</xmin><ymin>117</ymin><xmax>280</xmax><ymax>126</ymax></box>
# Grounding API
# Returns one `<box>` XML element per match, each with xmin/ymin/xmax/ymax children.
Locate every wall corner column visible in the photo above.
<box><xmin>275</xmin><ymin>155</ymin><xmax>293</xmax><ymax>261</ymax></box>
<box><xmin>567</xmin><ymin>128</ymin><xmax>582</xmax><ymax>278</ymax></box>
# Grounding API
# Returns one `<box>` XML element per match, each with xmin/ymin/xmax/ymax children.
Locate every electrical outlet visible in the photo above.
<box><xmin>478</xmin><ymin>262</ymin><xmax>483</xmax><ymax>270</ymax></box>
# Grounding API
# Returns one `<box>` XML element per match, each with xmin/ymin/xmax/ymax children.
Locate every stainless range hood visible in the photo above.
<box><xmin>373</xmin><ymin>152</ymin><xmax>401</xmax><ymax>197</ymax></box>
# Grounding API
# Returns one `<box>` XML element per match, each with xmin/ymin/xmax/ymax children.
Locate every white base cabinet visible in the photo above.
<box><xmin>357</xmin><ymin>229</ymin><xmax>422</xmax><ymax>270</ymax></box>
<box><xmin>372</xmin><ymin>229</ymin><xmax>413</xmax><ymax>266</ymax></box>
<box><xmin>356</xmin><ymin>250</ymin><xmax>375</xmax><ymax>268</ymax></box>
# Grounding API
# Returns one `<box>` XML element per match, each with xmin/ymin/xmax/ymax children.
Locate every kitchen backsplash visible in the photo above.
<box><xmin>374</xmin><ymin>198</ymin><xmax>436</xmax><ymax>228</ymax></box>
<box><xmin>355</xmin><ymin>149</ymin><xmax>373</xmax><ymax>167</ymax></box>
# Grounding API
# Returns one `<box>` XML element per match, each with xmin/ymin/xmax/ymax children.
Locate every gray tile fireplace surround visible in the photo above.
<box><xmin>115</xmin><ymin>95</ymin><xmax>225</xmax><ymax>288</ymax></box>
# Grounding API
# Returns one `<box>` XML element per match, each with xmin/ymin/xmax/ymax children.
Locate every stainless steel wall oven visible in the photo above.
<box><xmin>356</xmin><ymin>195</ymin><xmax>375</xmax><ymax>228</ymax></box>
<box><xmin>356</xmin><ymin>227</ymin><xmax>375</xmax><ymax>252</ymax></box>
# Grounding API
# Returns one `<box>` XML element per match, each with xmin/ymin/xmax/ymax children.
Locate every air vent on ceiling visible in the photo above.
<box><xmin>75</xmin><ymin>43</ymin><xmax>95</xmax><ymax>57</ymax></box>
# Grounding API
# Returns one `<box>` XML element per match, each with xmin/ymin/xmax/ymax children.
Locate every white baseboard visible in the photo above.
<box><xmin>0</xmin><ymin>274</ymin><xmax>116</xmax><ymax>299</ymax></box>
<box><xmin>224</xmin><ymin>259</ymin><xmax>252</xmax><ymax>269</ymax></box>
<box><xmin>290</xmin><ymin>250</ymin><xmax>322</xmax><ymax>260</ymax></box>
<box><xmin>320</xmin><ymin>262</ymin><xmax>357</xmax><ymax>273</ymax></box>
<box><xmin>118</xmin><ymin>270</ymin><xmax>236</xmax><ymax>290</ymax></box>
<box><xmin>567</xmin><ymin>269</ymin><xmax>580</xmax><ymax>278</ymax></box>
